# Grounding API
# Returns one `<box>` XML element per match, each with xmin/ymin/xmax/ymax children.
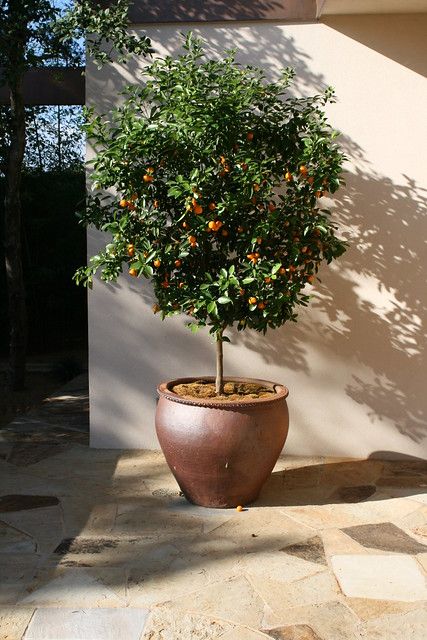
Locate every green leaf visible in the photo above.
<box><xmin>217</xmin><ymin>296</ymin><xmax>232</xmax><ymax>304</ymax></box>
<box><xmin>207</xmin><ymin>301</ymin><xmax>218</xmax><ymax>315</ymax></box>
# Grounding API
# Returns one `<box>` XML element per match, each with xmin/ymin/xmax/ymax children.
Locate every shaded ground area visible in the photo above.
<box><xmin>0</xmin><ymin>377</ymin><xmax>426</xmax><ymax>639</ymax></box>
<box><xmin>0</xmin><ymin>350</ymin><xmax>87</xmax><ymax>428</ymax></box>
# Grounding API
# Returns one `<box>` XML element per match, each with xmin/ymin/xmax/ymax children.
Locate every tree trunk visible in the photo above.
<box><xmin>4</xmin><ymin>75</ymin><xmax>28</xmax><ymax>390</ymax></box>
<box><xmin>215</xmin><ymin>330</ymin><xmax>224</xmax><ymax>395</ymax></box>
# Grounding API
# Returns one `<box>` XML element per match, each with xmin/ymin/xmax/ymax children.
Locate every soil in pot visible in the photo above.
<box><xmin>171</xmin><ymin>379</ymin><xmax>275</xmax><ymax>402</ymax></box>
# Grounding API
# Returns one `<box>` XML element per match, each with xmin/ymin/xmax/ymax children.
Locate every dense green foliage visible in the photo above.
<box><xmin>77</xmin><ymin>34</ymin><xmax>347</xmax><ymax>340</ymax></box>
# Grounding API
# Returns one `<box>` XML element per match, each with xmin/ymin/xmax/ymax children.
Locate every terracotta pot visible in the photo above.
<box><xmin>155</xmin><ymin>376</ymin><xmax>289</xmax><ymax>508</ymax></box>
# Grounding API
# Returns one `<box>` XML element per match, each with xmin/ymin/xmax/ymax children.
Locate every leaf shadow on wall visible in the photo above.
<box><xmin>239</xmin><ymin>136</ymin><xmax>427</xmax><ymax>445</ymax></box>
<box><xmin>127</xmin><ymin>0</ymin><xmax>316</xmax><ymax>23</ymax></box>
<box><xmin>87</xmin><ymin>25</ymin><xmax>427</xmax><ymax>447</ymax></box>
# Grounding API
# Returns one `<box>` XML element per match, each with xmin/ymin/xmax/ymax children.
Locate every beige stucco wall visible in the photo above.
<box><xmin>87</xmin><ymin>16</ymin><xmax>427</xmax><ymax>458</ymax></box>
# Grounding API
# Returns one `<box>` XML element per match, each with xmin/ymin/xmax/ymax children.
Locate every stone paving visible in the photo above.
<box><xmin>0</xmin><ymin>375</ymin><xmax>427</xmax><ymax>639</ymax></box>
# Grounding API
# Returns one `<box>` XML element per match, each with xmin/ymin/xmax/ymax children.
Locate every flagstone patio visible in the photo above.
<box><xmin>0</xmin><ymin>376</ymin><xmax>426</xmax><ymax>639</ymax></box>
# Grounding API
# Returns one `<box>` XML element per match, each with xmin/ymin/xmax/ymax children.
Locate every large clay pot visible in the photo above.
<box><xmin>155</xmin><ymin>376</ymin><xmax>289</xmax><ymax>508</ymax></box>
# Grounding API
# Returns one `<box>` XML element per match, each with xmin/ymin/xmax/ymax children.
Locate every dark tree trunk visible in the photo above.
<box><xmin>4</xmin><ymin>77</ymin><xmax>28</xmax><ymax>390</ymax></box>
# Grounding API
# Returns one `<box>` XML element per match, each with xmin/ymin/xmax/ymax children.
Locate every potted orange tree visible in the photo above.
<box><xmin>76</xmin><ymin>34</ymin><xmax>346</xmax><ymax>507</ymax></box>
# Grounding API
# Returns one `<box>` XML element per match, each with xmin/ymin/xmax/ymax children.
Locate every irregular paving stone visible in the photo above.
<box><xmin>378</xmin><ymin>461</ymin><xmax>427</xmax><ymax>488</ymax></box>
<box><xmin>250</xmin><ymin>571</ymin><xmax>339</xmax><ymax>616</ymax></box>
<box><xmin>266</xmin><ymin>624</ymin><xmax>323</xmax><ymax>640</ymax></box>
<box><xmin>7</xmin><ymin>444</ymin><xmax>67</xmax><ymax>467</ymax></box>
<box><xmin>361</xmin><ymin>608</ymin><xmax>427</xmax><ymax>640</ymax></box>
<box><xmin>0</xmin><ymin>606</ymin><xmax>35</xmax><ymax>640</ymax></box>
<box><xmin>341</xmin><ymin>522</ymin><xmax>427</xmax><ymax>554</ymax></box>
<box><xmin>25</xmin><ymin>607</ymin><xmax>149</xmax><ymax>640</ymax></box>
<box><xmin>280</xmin><ymin>536</ymin><xmax>327</xmax><ymax>565</ymax></box>
<box><xmin>54</xmin><ymin>537</ymin><xmax>122</xmax><ymax>555</ymax></box>
<box><xmin>262</xmin><ymin>602</ymin><xmax>360</xmax><ymax>640</ymax></box>
<box><xmin>21</xmin><ymin>568</ymin><xmax>126</xmax><ymax>607</ymax></box>
<box><xmin>142</xmin><ymin>609</ymin><xmax>232</xmax><ymax>639</ymax></box>
<box><xmin>0</xmin><ymin>554</ymin><xmax>41</xmax><ymax>606</ymax></box>
<box><xmin>331</xmin><ymin>554</ymin><xmax>427</xmax><ymax>601</ymax></box>
<box><xmin>0</xmin><ymin>520</ymin><xmax>36</xmax><ymax>553</ymax></box>
<box><xmin>345</xmin><ymin>597</ymin><xmax>424</xmax><ymax>621</ymax></box>
<box><xmin>159</xmin><ymin>575</ymin><xmax>269</xmax><ymax>628</ymax></box>
<box><xmin>329</xmin><ymin>485</ymin><xmax>376</xmax><ymax>503</ymax></box>
<box><xmin>0</xmin><ymin>495</ymin><xmax>59</xmax><ymax>512</ymax></box>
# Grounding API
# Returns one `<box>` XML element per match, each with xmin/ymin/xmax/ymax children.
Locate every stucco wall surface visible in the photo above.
<box><xmin>86</xmin><ymin>16</ymin><xmax>427</xmax><ymax>458</ymax></box>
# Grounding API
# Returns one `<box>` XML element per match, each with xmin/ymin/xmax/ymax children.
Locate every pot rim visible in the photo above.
<box><xmin>157</xmin><ymin>376</ymin><xmax>289</xmax><ymax>409</ymax></box>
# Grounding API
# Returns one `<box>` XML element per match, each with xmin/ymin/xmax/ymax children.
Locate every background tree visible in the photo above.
<box><xmin>0</xmin><ymin>0</ymin><xmax>152</xmax><ymax>389</ymax></box>
<box><xmin>76</xmin><ymin>35</ymin><xmax>347</xmax><ymax>395</ymax></box>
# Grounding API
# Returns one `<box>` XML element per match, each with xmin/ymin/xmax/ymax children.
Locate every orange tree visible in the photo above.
<box><xmin>76</xmin><ymin>34</ymin><xmax>347</xmax><ymax>394</ymax></box>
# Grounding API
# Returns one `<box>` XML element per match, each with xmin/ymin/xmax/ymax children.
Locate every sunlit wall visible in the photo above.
<box><xmin>86</xmin><ymin>15</ymin><xmax>427</xmax><ymax>458</ymax></box>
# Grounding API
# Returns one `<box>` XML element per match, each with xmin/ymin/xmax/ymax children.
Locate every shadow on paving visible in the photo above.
<box><xmin>0</xmin><ymin>373</ymin><xmax>426</xmax><ymax>614</ymax></box>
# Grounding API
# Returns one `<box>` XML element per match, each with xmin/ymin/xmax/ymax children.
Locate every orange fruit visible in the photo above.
<box><xmin>146</xmin><ymin>167</ymin><xmax>154</xmax><ymax>174</ymax></box>
<box><xmin>284</xmin><ymin>221</ymin><xmax>290</xmax><ymax>227</ymax></box>
<box><xmin>221</xmin><ymin>229</ymin><xmax>229</xmax><ymax>237</ymax></box>
<box><xmin>208</xmin><ymin>202</ymin><xmax>216</xmax><ymax>211</ymax></box>
<box><xmin>178</xmin><ymin>282</ymin><xmax>185</xmax><ymax>289</ymax></box>
<box><xmin>161</xmin><ymin>280</ymin><xmax>169</xmax><ymax>288</ymax></box>
<box><xmin>189</xmin><ymin>235</ymin><xmax>197</xmax><ymax>244</ymax></box>
<box><xmin>264</xmin><ymin>277</ymin><xmax>272</xmax><ymax>283</ymax></box>
<box><xmin>257</xmin><ymin>302</ymin><xmax>266</xmax><ymax>310</ymax></box>
<box><xmin>174</xmin><ymin>259</ymin><xmax>182</xmax><ymax>268</ymax></box>
<box><xmin>307</xmin><ymin>176</ymin><xmax>315</xmax><ymax>185</ymax></box>
<box><xmin>307</xmin><ymin>275</ymin><xmax>315</xmax><ymax>284</ymax></box>
<box><xmin>152</xmin><ymin>303</ymin><xmax>160</xmax><ymax>313</ymax></box>
<box><xmin>279</xmin><ymin>267</ymin><xmax>286</xmax><ymax>275</ymax></box>
<box><xmin>241</xmin><ymin>163</ymin><xmax>248</xmax><ymax>171</ymax></box>
<box><xmin>299</xmin><ymin>165</ymin><xmax>308</xmax><ymax>176</ymax></box>
<box><xmin>143</xmin><ymin>174</ymin><xmax>153</xmax><ymax>183</ymax></box>
<box><xmin>268</xmin><ymin>202</ymin><xmax>276</xmax><ymax>212</ymax></box>
<box><xmin>208</xmin><ymin>221</ymin><xmax>216</xmax><ymax>230</ymax></box>
<box><xmin>248</xmin><ymin>297</ymin><xmax>257</xmax><ymax>305</ymax></box>
<box><xmin>119</xmin><ymin>199</ymin><xmax>128</xmax><ymax>208</ymax></box>
<box><xmin>153</xmin><ymin>199</ymin><xmax>159</xmax><ymax>208</ymax></box>
<box><xmin>153</xmin><ymin>258</ymin><xmax>161</xmax><ymax>268</ymax></box>
<box><xmin>315</xmin><ymin>191</ymin><xmax>323</xmax><ymax>198</ymax></box>
<box><xmin>284</xmin><ymin>171</ymin><xmax>293</xmax><ymax>182</ymax></box>
<box><xmin>127</xmin><ymin>244</ymin><xmax>135</xmax><ymax>257</ymax></box>
<box><xmin>182</xmin><ymin>221</ymin><xmax>189</xmax><ymax>229</ymax></box>
<box><xmin>253</xmin><ymin>183</ymin><xmax>260</xmax><ymax>192</ymax></box>
<box><xmin>236</xmin><ymin>505</ymin><xmax>244</xmax><ymax>512</ymax></box>
<box><xmin>194</xmin><ymin>205</ymin><xmax>203</xmax><ymax>215</ymax></box>
<box><xmin>246</xmin><ymin>131</ymin><xmax>254</xmax><ymax>141</ymax></box>
<box><xmin>256</xmin><ymin>237</ymin><xmax>262</xmax><ymax>244</ymax></box>
<box><xmin>220</xmin><ymin>155</ymin><xmax>227</xmax><ymax>165</ymax></box>
<box><xmin>215</xmin><ymin>220</ymin><xmax>223</xmax><ymax>230</ymax></box>
<box><xmin>237</xmin><ymin>226</ymin><xmax>244</xmax><ymax>233</ymax></box>
<box><xmin>301</xmin><ymin>246</ymin><xmax>308</xmax><ymax>254</ymax></box>
<box><xmin>129</xmin><ymin>268</ymin><xmax>138</xmax><ymax>277</ymax></box>
<box><xmin>239</xmin><ymin>288</ymin><xmax>245</xmax><ymax>296</ymax></box>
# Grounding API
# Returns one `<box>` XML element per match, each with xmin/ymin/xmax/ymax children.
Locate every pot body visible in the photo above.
<box><xmin>155</xmin><ymin>377</ymin><xmax>289</xmax><ymax>508</ymax></box>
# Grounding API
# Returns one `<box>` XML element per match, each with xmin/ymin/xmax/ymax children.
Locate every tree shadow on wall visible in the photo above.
<box><xmin>87</xmin><ymin>25</ymin><xmax>427</xmax><ymax>447</ymax></box>
<box><xmin>239</xmin><ymin>135</ymin><xmax>427</xmax><ymax>445</ymax></box>
<box><xmin>127</xmin><ymin>0</ymin><xmax>316</xmax><ymax>23</ymax></box>
<box><xmin>87</xmin><ymin>25</ymin><xmax>329</xmax><ymax>114</ymax></box>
